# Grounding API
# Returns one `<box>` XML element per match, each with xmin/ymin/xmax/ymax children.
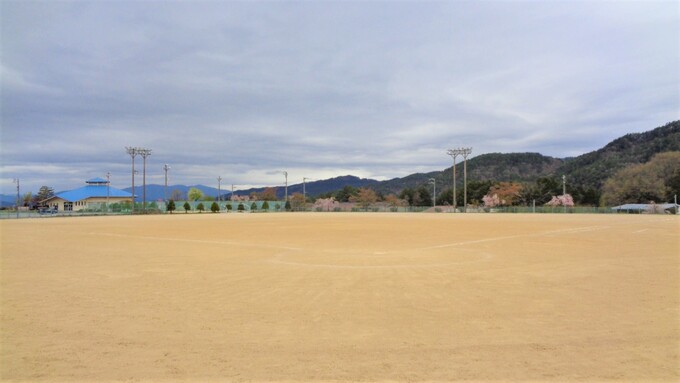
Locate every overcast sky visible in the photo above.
<box><xmin>1</xmin><ymin>0</ymin><xmax>678</xmax><ymax>194</ymax></box>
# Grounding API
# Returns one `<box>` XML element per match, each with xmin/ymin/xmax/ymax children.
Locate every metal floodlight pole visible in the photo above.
<box><xmin>136</xmin><ymin>148</ymin><xmax>151</xmax><ymax>212</ymax></box>
<box><xmin>303</xmin><ymin>177</ymin><xmax>314</xmax><ymax>210</ymax></box>
<box><xmin>461</xmin><ymin>147</ymin><xmax>472</xmax><ymax>213</ymax></box>
<box><xmin>163</xmin><ymin>164</ymin><xmax>170</xmax><ymax>202</ymax></box>
<box><xmin>447</xmin><ymin>149</ymin><xmax>460</xmax><ymax>211</ymax></box>
<box><xmin>125</xmin><ymin>147</ymin><xmax>138</xmax><ymax>212</ymax></box>
<box><xmin>429</xmin><ymin>178</ymin><xmax>436</xmax><ymax>207</ymax></box>
<box><xmin>283</xmin><ymin>171</ymin><xmax>288</xmax><ymax>202</ymax></box>
<box><xmin>217</xmin><ymin>176</ymin><xmax>222</xmax><ymax>202</ymax></box>
<box><xmin>13</xmin><ymin>178</ymin><xmax>19</xmax><ymax>218</ymax></box>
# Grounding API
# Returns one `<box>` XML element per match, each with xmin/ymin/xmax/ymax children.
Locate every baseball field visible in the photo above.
<box><xmin>1</xmin><ymin>213</ymin><xmax>678</xmax><ymax>382</ymax></box>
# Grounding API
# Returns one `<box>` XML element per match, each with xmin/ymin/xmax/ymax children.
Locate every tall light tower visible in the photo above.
<box><xmin>446</xmin><ymin>149</ymin><xmax>460</xmax><ymax>211</ymax></box>
<box><xmin>137</xmin><ymin>148</ymin><xmax>152</xmax><ymax>212</ymax></box>
<box><xmin>163</xmin><ymin>164</ymin><xmax>170</xmax><ymax>202</ymax></box>
<box><xmin>429</xmin><ymin>178</ymin><xmax>436</xmax><ymax>207</ymax></box>
<box><xmin>13</xmin><ymin>178</ymin><xmax>19</xmax><ymax>218</ymax></box>
<box><xmin>282</xmin><ymin>171</ymin><xmax>288</xmax><ymax>202</ymax></box>
<box><xmin>461</xmin><ymin>147</ymin><xmax>472</xmax><ymax>212</ymax></box>
<box><xmin>217</xmin><ymin>176</ymin><xmax>222</xmax><ymax>202</ymax></box>
<box><xmin>303</xmin><ymin>177</ymin><xmax>313</xmax><ymax>209</ymax></box>
<box><xmin>106</xmin><ymin>172</ymin><xmax>111</xmax><ymax>213</ymax></box>
<box><xmin>125</xmin><ymin>147</ymin><xmax>138</xmax><ymax>212</ymax></box>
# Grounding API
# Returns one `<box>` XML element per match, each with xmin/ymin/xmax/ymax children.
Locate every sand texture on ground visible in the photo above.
<box><xmin>1</xmin><ymin>213</ymin><xmax>678</xmax><ymax>382</ymax></box>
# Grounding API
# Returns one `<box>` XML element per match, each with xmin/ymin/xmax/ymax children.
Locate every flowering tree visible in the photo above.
<box><xmin>313</xmin><ymin>197</ymin><xmax>340</xmax><ymax>211</ymax></box>
<box><xmin>546</xmin><ymin>194</ymin><xmax>575</xmax><ymax>207</ymax></box>
<box><xmin>482</xmin><ymin>193</ymin><xmax>501</xmax><ymax>208</ymax></box>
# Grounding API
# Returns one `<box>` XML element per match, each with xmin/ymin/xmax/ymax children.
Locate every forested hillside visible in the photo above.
<box><xmin>557</xmin><ymin>120</ymin><xmax>680</xmax><ymax>190</ymax></box>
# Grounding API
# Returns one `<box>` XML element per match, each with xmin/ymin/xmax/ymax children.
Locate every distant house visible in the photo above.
<box><xmin>41</xmin><ymin>178</ymin><xmax>133</xmax><ymax>212</ymax></box>
<box><xmin>611</xmin><ymin>203</ymin><xmax>678</xmax><ymax>214</ymax></box>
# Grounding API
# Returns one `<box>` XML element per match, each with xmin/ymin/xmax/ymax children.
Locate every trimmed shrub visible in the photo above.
<box><xmin>238</xmin><ymin>203</ymin><xmax>245</xmax><ymax>212</ymax></box>
<box><xmin>197</xmin><ymin>203</ymin><xmax>205</xmax><ymax>213</ymax></box>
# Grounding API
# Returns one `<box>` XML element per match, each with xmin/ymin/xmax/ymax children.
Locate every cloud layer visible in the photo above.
<box><xmin>1</xmin><ymin>1</ymin><xmax>678</xmax><ymax>193</ymax></box>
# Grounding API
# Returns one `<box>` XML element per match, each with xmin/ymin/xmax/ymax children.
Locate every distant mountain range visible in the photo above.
<box><xmin>3</xmin><ymin>120</ymin><xmax>677</xmax><ymax>207</ymax></box>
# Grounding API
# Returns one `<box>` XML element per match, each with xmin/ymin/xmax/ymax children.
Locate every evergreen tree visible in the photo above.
<box><xmin>183</xmin><ymin>201</ymin><xmax>191</xmax><ymax>213</ymax></box>
<box><xmin>197</xmin><ymin>202</ymin><xmax>205</xmax><ymax>213</ymax></box>
<box><xmin>166</xmin><ymin>199</ymin><xmax>176</xmax><ymax>214</ymax></box>
<box><xmin>210</xmin><ymin>202</ymin><xmax>219</xmax><ymax>213</ymax></box>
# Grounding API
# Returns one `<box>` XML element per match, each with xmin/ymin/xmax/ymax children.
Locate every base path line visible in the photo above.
<box><xmin>420</xmin><ymin>225</ymin><xmax>610</xmax><ymax>250</ymax></box>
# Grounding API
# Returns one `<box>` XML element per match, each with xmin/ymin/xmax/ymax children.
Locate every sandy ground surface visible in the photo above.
<box><xmin>1</xmin><ymin>213</ymin><xmax>678</xmax><ymax>382</ymax></box>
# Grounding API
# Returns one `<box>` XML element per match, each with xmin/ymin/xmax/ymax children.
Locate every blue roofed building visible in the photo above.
<box><xmin>42</xmin><ymin>178</ymin><xmax>133</xmax><ymax>211</ymax></box>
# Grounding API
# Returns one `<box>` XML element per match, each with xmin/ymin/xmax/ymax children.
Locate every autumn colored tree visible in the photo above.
<box><xmin>289</xmin><ymin>193</ymin><xmax>306</xmax><ymax>211</ymax></box>
<box><xmin>384</xmin><ymin>194</ymin><xmax>405</xmax><ymax>208</ymax></box>
<box><xmin>260</xmin><ymin>187</ymin><xmax>278</xmax><ymax>201</ymax></box>
<box><xmin>350</xmin><ymin>188</ymin><xmax>378</xmax><ymax>210</ymax></box>
<box><xmin>486</xmin><ymin>182</ymin><xmax>523</xmax><ymax>206</ymax></box>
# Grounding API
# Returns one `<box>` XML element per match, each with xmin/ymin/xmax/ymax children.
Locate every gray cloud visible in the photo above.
<box><xmin>1</xmin><ymin>1</ymin><xmax>678</xmax><ymax>193</ymax></box>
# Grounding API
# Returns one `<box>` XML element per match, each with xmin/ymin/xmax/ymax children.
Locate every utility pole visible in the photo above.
<box><xmin>231</xmin><ymin>184</ymin><xmax>234</xmax><ymax>201</ymax></box>
<box><xmin>163</xmin><ymin>164</ymin><xmax>170</xmax><ymax>202</ymax></box>
<box><xmin>446</xmin><ymin>149</ymin><xmax>459</xmax><ymax>211</ymax></box>
<box><xmin>125</xmin><ymin>147</ymin><xmax>137</xmax><ymax>213</ymax></box>
<box><xmin>217</xmin><ymin>176</ymin><xmax>222</xmax><ymax>202</ymax></box>
<box><xmin>13</xmin><ymin>178</ymin><xmax>19</xmax><ymax>218</ymax></box>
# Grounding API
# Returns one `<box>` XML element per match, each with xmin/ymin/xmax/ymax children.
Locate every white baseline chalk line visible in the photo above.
<box><xmin>419</xmin><ymin>225</ymin><xmax>610</xmax><ymax>251</ymax></box>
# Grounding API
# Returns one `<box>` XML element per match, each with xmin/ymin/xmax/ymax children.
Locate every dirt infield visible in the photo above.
<box><xmin>1</xmin><ymin>213</ymin><xmax>678</xmax><ymax>382</ymax></box>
